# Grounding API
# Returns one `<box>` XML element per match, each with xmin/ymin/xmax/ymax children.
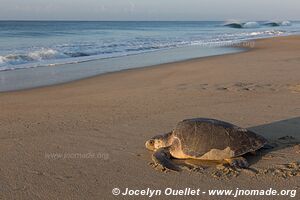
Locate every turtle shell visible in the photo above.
<box><xmin>172</xmin><ymin>118</ymin><xmax>267</xmax><ymax>159</ymax></box>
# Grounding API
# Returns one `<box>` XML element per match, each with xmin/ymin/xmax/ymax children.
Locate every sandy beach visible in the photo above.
<box><xmin>0</xmin><ymin>36</ymin><xmax>299</xmax><ymax>199</ymax></box>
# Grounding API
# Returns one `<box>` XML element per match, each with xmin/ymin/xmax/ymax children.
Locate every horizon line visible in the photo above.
<box><xmin>0</xmin><ymin>19</ymin><xmax>299</xmax><ymax>22</ymax></box>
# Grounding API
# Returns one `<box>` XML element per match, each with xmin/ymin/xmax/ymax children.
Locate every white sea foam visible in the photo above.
<box><xmin>0</xmin><ymin>56</ymin><xmax>4</xmax><ymax>64</ymax></box>
<box><xmin>28</xmin><ymin>49</ymin><xmax>66</xmax><ymax>61</ymax></box>
<box><xmin>243</xmin><ymin>22</ymin><xmax>260</xmax><ymax>28</ymax></box>
<box><xmin>0</xmin><ymin>48</ymin><xmax>66</xmax><ymax>65</ymax></box>
<box><xmin>281</xmin><ymin>21</ymin><xmax>292</xmax><ymax>26</ymax></box>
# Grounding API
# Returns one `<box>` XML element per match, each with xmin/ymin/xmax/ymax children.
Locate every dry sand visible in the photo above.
<box><xmin>0</xmin><ymin>36</ymin><xmax>300</xmax><ymax>200</ymax></box>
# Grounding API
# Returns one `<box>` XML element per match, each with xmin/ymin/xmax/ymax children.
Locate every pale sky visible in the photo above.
<box><xmin>0</xmin><ymin>0</ymin><xmax>299</xmax><ymax>21</ymax></box>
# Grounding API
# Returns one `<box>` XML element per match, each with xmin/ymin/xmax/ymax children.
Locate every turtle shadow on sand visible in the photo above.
<box><xmin>244</xmin><ymin>117</ymin><xmax>300</xmax><ymax>178</ymax></box>
<box><xmin>210</xmin><ymin>117</ymin><xmax>300</xmax><ymax>178</ymax></box>
<box><xmin>146</xmin><ymin>117</ymin><xmax>300</xmax><ymax>179</ymax></box>
<box><xmin>247</xmin><ymin>117</ymin><xmax>300</xmax><ymax>163</ymax></box>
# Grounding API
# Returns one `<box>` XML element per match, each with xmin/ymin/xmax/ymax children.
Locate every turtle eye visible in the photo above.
<box><xmin>149</xmin><ymin>140</ymin><xmax>154</xmax><ymax>145</ymax></box>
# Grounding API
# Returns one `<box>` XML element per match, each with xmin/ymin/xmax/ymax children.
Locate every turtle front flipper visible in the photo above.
<box><xmin>151</xmin><ymin>148</ymin><xmax>181</xmax><ymax>172</ymax></box>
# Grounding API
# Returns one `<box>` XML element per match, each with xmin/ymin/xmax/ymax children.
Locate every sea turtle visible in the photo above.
<box><xmin>145</xmin><ymin>118</ymin><xmax>268</xmax><ymax>172</ymax></box>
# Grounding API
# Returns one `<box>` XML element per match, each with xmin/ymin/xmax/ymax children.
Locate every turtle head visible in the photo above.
<box><xmin>145</xmin><ymin>132</ymin><xmax>173</xmax><ymax>151</ymax></box>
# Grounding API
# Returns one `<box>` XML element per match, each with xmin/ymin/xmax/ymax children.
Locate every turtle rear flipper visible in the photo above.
<box><xmin>151</xmin><ymin>148</ymin><xmax>181</xmax><ymax>172</ymax></box>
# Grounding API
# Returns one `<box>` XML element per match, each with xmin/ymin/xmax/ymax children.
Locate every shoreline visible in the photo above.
<box><xmin>0</xmin><ymin>48</ymin><xmax>247</xmax><ymax>94</ymax></box>
<box><xmin>1</xmin><ymin>35</ymin><xmax>295</xmax><ymax>94</ymax></box>
<box><xmin>0</xmin><ymin>43</ymin><xmax>245</xmax><ymax>93</ymax></box>
<box><xmin>0</xmin><ymin>35</ymin><xmax>299</xmax><ymax>200</ymax></box>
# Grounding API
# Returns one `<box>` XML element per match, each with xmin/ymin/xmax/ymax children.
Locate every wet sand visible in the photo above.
<box><xmin>0</xmin><ymin>36</ymin><xmax>299</xmax><ymax>199</ymax></box>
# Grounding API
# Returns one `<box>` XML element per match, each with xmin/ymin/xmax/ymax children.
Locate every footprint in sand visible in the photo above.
<box><xmin>216</xmin><ymin>87</ymin><xmax>230</xmax><ymax>91</ymax></box>
<box><xmin>288</xmin><ymin>84</ymin><xmax>300</xmax><ymax>93</ymax></box>
<box><xmin>194</xmin><ymin>83</ymin><xmax>209</xmax><ymax>90</ymax></box>
<box><xmin>215</xmin><ymin>82</ymin><xmax>277</xmax><ymax>92</ymax></box>
<box><xmin>264</xmin><ymin>161</ymin><xmax>300</xmax><ymax>179</ymax></box>
<box><xmin>177</xmin><ymin>83</ymin><xmax>209</xmax><ymax>91</ymax></box>
<box><xmin>177</xmin><ymin>83</ymin><xmax>189</xmax><ymax>90</ymax></box>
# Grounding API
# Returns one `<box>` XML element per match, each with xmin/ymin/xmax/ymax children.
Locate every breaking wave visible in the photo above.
<box><xmin>224</xmin><ymin>20</ymin><xmax>292</xmax><ymax>29</ymax></box>
<box><xmin>0</xmin><ymin>49</ymin><xmax>67</xmax><ymax>66</ymax></box>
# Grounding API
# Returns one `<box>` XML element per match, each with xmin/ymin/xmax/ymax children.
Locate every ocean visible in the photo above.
<box><xmin>0</xmin><ymin>21</ymin><xmax>299</xmax><ymax>91</ymax></box>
